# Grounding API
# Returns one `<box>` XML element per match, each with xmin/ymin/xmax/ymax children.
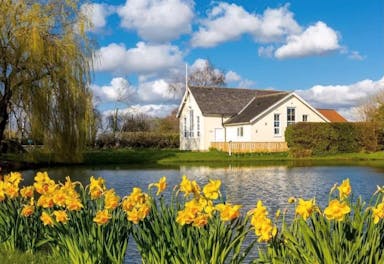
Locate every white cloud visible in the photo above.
<box><xmin>95</xmin><ymin>42</ymin><xmax>184</xmax><ymax>75</ymax></box>
<box><xmin>296</xmin><ymin>76</ymin><xmax>384</xmax><ymax>121</ymax></box>
<box><xmin>191</xmin><ymin>3</ymin><xmax>300</xmax><ymax>48</ymax></box>
<box><xmin>80</xmin><ymin>3</ymin><xmax>115</xmax><ymax>32</ymax></box>
<box><xmin>225</xmin><ymin>71</ymin><xmax>241</xmax><ymax>82</ymax></box>
<box><xmin>104</xmin><ymin>104</ymin><xmax>178</xmax><ymax>118</ymax></box>
<box><xmin>91</xmin><ymin>78</ymin><xmax>136</xmax><ymax>104</ymax></box>
<box><xmin>348</xmin><ymin>51</ymin><xmax>366</xmax><ymax>61</ymax></box>
<box><xmin>275</xmin><ymin>22</ymin><xmax>340</xmax><ymax>59</ymax></box>
<box><xmin>252</xmin><ymin>5</ymin><xmax>301</xmax><ymax>43</ymax></box>
<box><xmin>91</xmin><ymin>76</ymin><xmax>183</xmax><ymax>108</ymax></box>
<box><xmin>117</xmin><ymin>0</ymin><xmax>194</xmax><ymax>42</ymax></box>
<box><xmin>137</xmin><ymin>79</ymin><xmax>181</xmax><ymax>102</ymax></box>
<box><xmin>224</xmin><ymin>70</ymin><xmax>255</xmax><ymax>88</ymax></box>
<box><xmin>258</xmin><ymin>45</ymin><xmax>275</xmax><ymax>57</ymax></box>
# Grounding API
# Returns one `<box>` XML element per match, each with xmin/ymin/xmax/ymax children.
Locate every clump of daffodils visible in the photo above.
<box><xmin>176</xmin><ymin>176</ymin><xmax>241</xmax><ymax>227</ymax></box>
<box><xmin>249</xmin><ymin>200</ymin><xmax>277</xmax><ymax>242</ymax></box>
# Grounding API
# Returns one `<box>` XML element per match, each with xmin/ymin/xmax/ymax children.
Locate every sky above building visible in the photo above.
<box><xmin>86</xmin><ymin>0</ymin><xmax>384</xmax><ymax>120</ymax></box>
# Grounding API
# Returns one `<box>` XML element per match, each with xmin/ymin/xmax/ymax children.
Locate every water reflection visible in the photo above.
<box><xmin>21</xmin><ymin>164</ymin><xmax>384</xmax><ymax>264</ymax></box>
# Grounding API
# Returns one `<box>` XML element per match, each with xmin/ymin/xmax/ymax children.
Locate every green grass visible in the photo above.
<box><xmin>0</xmin><ymin>247</ymin><xmax>64</xmax><ymax>264</ymax></box>
<box><xmin>2</xmin><ymin>149</ymin><xmax>384</xmax><ymax>168</ymax></box>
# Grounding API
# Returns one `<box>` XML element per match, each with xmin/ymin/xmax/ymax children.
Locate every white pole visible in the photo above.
<box><xmin>185</xmin><ymin>63</ymin><xmax>188</xmax><ymax>90</ymax></box>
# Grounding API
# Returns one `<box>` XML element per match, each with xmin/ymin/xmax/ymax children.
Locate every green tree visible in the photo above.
<box><xmin>0</xmin><ymin>0</ymin><xmax>94</xmax><ymax>162</ymax></box>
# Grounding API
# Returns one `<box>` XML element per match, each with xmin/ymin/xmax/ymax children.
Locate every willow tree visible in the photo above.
<box><xmin>0</xmin><ymin>0</ymin><xmax>94</xmax><ymax>162</ymax></box>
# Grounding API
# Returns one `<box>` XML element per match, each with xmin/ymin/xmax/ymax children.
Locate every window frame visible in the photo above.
<box><xmin>287</xmin><ymin>107</ymin><xmax>296</xmax><ymax>126</ymax></box>
<box><xmin>237</xmin><ymin>127</ymin><xmax>244</xmax><ymax>137</ymax></box>
<box><xmin>274</xmin><ymin>113</ymin><xmax>280</xmax><ymax>136</ymax></box>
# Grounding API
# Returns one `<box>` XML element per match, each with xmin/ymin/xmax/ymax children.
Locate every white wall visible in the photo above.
<box><xmin>179</xmin><ymin>91</ymin><xmax>201</xmax><ymax>150</ymax></box>
<box><xmin>248</xmin><ymin>94</ymin><xmax>326</xmax><ymax>142</ymax></box>
<box><xmin>226</xmin><ymin>125</ymin><xmax>252</xmax><ymax>142</ymax></box>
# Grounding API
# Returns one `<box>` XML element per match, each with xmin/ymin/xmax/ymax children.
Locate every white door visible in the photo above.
<box><xmin>214</xmin><ymin>128</ymin><xmax>224</xmax><ymax>142</ymax></box>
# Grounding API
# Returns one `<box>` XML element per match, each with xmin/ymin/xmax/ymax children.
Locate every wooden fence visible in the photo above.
<box><xmin>210</xmin><ymin>141</ymin><xmax>288</xmax><ymax>153</ymax></box>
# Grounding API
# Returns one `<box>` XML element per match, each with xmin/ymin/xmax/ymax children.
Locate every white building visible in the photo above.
<box><xmin>177</xmin><ymin>86</ymin><xmax>346</xmax><ymax>151</ymax></box>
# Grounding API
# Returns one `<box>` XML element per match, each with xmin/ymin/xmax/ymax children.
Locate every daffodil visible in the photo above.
<box><xmin>255</xmin><ymin>218</ymin><xmax>277</xmax><ymax>243</ymax></box>
<box><xmin>179</xmin><ymin>176</ymin><xmax>200</xmax><ymax>197</ymax></box>
<box><xmin>250</xmin><ymin>200</ymin><xmax>268</xmax><ymax>226</ymax></box>
<box><xmin>104</xmin><ymin>189</ymin><xmax>120</xmax><ymax>210</ymax></box>
<box><xmin>65</xmin><ymin>197</ymin><xmax>83</xmax><ymax>211</ymax></box>
<box><xmin>20</xmin><ymin>186</ymin><xmax>34</xmax><ymax>198</ymax></box>
<box><xmin>89</xmin><ymin>176</ymin><xmax>106</xmax><ymax>200</ymax></box>
<box><xmin>216</xmin><ymin>203</ymin><xmax>241</xmax><ymax>221</ymax></box>
<box><xmin>324</xmin><ymin>199</ymin><xmax>351</xmax><ymax>221</ymax></box>
<box><xmin>4</xmin><ymin>181</ymin><xmax>19</xmax><ymax>199</ymax></box>
<box><xmin>149</xmin><ymin>176</ymin><xmax>167</xmax><ymax>195</ymax></box>
<box><xmin>338</xmin><ymin>179</ymin><xmax>351</xmax><ymax>200</ymax></box>
<box><xmin>192</xmin><ymin>214</ymin><xmax>209</xmax><ymax>227</ymax></box>
<box><xmin>295</xmin><ymin>198</ymin><xmax>315</xmax><ymax>220</ymax></box>
<box><xmin>4</xmin><ymin>172</ymin><xmax>22</xmax><ymax>186</ymax></box>
<box><xmin>40</xmin><ymin>211</ymin><xmax>54</xmax><ymax>226</ymax></box>
<box><xmin>21</xmin><ymin>198</ymin><xmax>35</xmax><ymax>217</ymax></box>
<box><xmin>203</xmin><ymin>179</ymin><xmax>221</xmax><ymax>200</ymax></box>
<box><xmin>372</xmin><ymin>202</ymin><xmax>384</xmax><ymax>224</ymax></box>
<box><xmin>93</xmin><ymin>209</ymin><xmax>111</xmax><ymax>225</ymax></box>
<box><xmin>53</xmin><ymin>210</ymin><xmax>69</xmax><ymax>223</ymax></box>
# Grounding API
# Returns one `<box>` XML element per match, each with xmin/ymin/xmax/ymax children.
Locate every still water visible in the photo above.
<box><xmin>22</xmin><ymin>164</ymin><xmax>384</xmax><ymax>263</ymax></box>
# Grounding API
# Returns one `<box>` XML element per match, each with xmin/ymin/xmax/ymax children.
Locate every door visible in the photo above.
<box><xmin>214</xmin><ymin>128</ymin><xmax>224</xmax><ymax>142</ymax></box>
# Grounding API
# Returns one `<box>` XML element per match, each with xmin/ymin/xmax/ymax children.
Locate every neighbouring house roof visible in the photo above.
<box><xmin>316</xmin><ymin>109</ymin><xmax>347</xmax><ymax>122</ymax></box>
<box><xmin>225</xmin><ymin>92</ymin><xmax>290</xmax><ymax>124</ymax></box>
<box><xmin>188</xmin><ymin>86</ymin><xmax>285</xmax><ymax>116</ymax></box>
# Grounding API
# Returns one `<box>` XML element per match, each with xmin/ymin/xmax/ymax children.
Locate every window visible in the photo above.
<box><xmin>237</xmin><ymin>127</ymin><xmax>244</xmax><ymax>137</ymax></box>
<box><xmin>197</xmin><ymin>116</ymin><xmax>200</xmax><ymax>137</ymax></box>
<box><xmin>302</xmin><ymin>114</ymin><xmax>308</xmax><ymax>122</ymax></box>
<box><xmin>274</xmin><ymin>114</ymin><xmax>280</xmax><ymax>135</ymax></box>
<box><xmin>183</xmin><ymin>117</ymin><xmax>188</xmax><ymax>137</ymax></box>
<box><xmin>189</xmin><ymin>110</ymin><xmax>194</xmax><ymax>137</ymax></box>
<box><xmin>287</xmin><ymin>107</ymin><xmax>295</xmax><ymax>125</ymax></box>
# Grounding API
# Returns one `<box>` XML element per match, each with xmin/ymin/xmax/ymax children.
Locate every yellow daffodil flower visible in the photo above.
<box><xmin>372</xmin><ymin>202</ymin><xmax>384</xmax><ymax>224</ymax></box>
<box><xmin>53</xmin><ymin>210</ymin><xmax>69</xmax><ymax>223</ymax></box>
<box><xmin>287</xmin><ymin>197</ymin><xmax>296</xmax><ymax>204</ymax></box>
<box><xmin>203</xmin><ymin>179</ymin><xmax>221</xmax><ymax>200</ymax></box>
<box><xmin>216</xmin><ymin>203</ymin><xmax>241</xmax><ymax>222</ymax></box>
<box><xmin>338</xmin><ymin>179</ymin><xmax>351</xmax><ymax>200</ymax></box>
<box><xmin>104</xmin><ymin>189</ymin><xmax>120</xmax><ymax>210</ymax></box>
<box><xmin>93</xmin><ymin>209</ymin><xmax>111</xmax><ymax>225</ymax></box>
<box><xmin>89</xmin><ymin>176</ymin><xmax>106</xmax><ymax>200</ymax></box>
<box><xmin>295</xmin><ymin>198</ymin><xmax>315</xmax><ymax>220</ymax></box>
<box><xmin>149</xmin><ymin>176</ymin><xmax>167</xmax><ymax>196</ymax></box>
<box><xmin>179</xmin><ymin>176</ymin><xmax>200</xmax><ymax>197</ymax></box>
<box><xmin>40</xmin><ymin>211</ymin><xmax>54</xmax><ymax>226</ymax></box>
<box><xmin>20</xmin><ymin>186</ymin><xmax>34</xmax><ymax>198</ymax></box>
<box><xmin>324</xmin><ymin>199</ymin><xmax>351</xmax><ymax>221</ymax></box>
<box><xmin>21</xmin><ymin>199</ymin><xmax>35</xmax><ymax>217</ymax></box>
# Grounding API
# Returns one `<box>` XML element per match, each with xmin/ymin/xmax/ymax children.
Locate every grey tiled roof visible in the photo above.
<box><xmin>189</xmin><ymin>86</ymin><xmax>285</xmax><ymax>117</ymax></box>
<box><xmin>224</xmin><ymin>92</ymin><xmax>289</xmax><ymax>124</ymax></box>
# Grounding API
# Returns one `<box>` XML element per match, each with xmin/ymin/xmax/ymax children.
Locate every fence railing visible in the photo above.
<box><xmin>210</xmin><ymin>141</ymin><xmax>288</xmax><ymax>153</ymax></box>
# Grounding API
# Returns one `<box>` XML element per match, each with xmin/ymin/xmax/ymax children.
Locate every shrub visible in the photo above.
<box><xmin>285</xmin><ymin>122</ymin><xmax>378</xmax><ymax>155</ymax></box>
<box><xmin>95</xmin><ymin>132</ymin><xmax>179</xmax><ymax>149</ymax></box>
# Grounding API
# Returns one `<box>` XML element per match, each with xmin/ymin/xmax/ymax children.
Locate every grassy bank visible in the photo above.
<box><xmin>2</xmin><ymin>149</ymin><xmax>384</xmax><ymax>169</ymax></box>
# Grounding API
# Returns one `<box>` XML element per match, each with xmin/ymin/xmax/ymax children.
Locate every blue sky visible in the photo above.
<box><xmin>85</xmin><ymin>0</ymin><xmax>384</xmax><ymax>120</ymax></box>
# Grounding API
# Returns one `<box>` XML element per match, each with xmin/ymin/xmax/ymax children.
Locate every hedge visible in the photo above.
<box><xmin>95</xmin><ymin>132</ymin><xmax>179</xmax><ymax>149</ymax></box>
<box><xmin>285</xmin><ymin>122</ymin><xmax>378</xmax><ymax>156</ymax></box>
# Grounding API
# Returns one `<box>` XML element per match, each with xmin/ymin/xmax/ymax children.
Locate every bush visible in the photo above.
<box><xmin>95</xmin><ymin>132</ymin><xmax>179</xmax><ymax>149</ymax></box>
<box><xmin>285</xmin><ymin>122</ymin><xmax>378</xmax><ymax>155</ymax></box>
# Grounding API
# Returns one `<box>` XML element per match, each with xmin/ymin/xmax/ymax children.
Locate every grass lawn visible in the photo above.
<box><xmin>2</xmin><ymin>149</ymin><xmax>384</xmax><ymax>169</ymax></box>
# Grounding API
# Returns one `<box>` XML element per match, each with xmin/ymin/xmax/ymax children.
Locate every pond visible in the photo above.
<box><xmin>22</xmin><ymin>163</ymin><xmax>384</xmax><ymax>263</ymax></box>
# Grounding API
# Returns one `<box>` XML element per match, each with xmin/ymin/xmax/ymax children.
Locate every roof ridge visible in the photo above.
<box><xmin>189</xmin><ymin>86</ymin><xmax>284</xmax><ymax>93</ymax></box>
<box><xmin>255</xmin><ymin>91</ymin><xmax>290</xmax><ymax>99</ymax></box>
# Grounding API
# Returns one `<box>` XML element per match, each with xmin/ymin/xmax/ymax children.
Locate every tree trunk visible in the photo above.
<box><xmin>0</xmin><ymin>82</ymin><xmax>12</xmax><ymax>145</ymax></box>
